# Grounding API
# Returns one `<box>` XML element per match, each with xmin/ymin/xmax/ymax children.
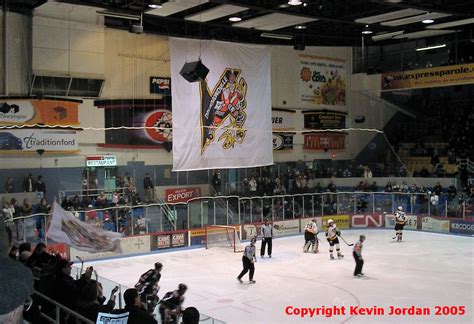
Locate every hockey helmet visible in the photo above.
<box><xmin>178</xmin><ymin>283</ymin><xmax>188</xmax><ymax>293</ymax></box>
<box><xmin>154</xmin><ymin>262</ymin><xmax>163</xmax><ymax>271</ymax></box>
<box><xmin>327</xmin><ymin>219</ymin><xmax>334</xmax><ymax>225</ymax></box>
<box><xmin>312</xmin><ymin>219</ymin><xmax>317</xmax><ymax>223</ymax></box>
<box><xmin>397</xmin><ymin>206</ymin><xmax>403</xmax><ymax>211</ymax></box>
<box><xmin>251</xmin><ymin>237</ymin><xmax>257</xmax><ymax>244</ymax></box>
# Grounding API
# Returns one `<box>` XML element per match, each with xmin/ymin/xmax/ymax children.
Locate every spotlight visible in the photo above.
<box><xmin>361</xmin><ymin>25</ymin><xmax>373</xmax><ymax>35</ymax></box>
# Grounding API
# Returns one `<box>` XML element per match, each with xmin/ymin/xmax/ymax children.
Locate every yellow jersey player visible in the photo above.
<box><xmin>326</xmin><ymin>219</ymin><xmax>344</xmax><ymax>260</ymax></box>
<box><xmin>394</xmin><ymin>206</ymin><xmax>407</xmax><ymax>242</ymax></box>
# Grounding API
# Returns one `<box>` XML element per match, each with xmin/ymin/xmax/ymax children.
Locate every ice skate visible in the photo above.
<box><xmin>237</xmin><ymin>277</ymin><xmax>243</xmax><ymax>283</ymax></box>
<box><xmin>330</xmin><ymin>254</ymin><xmax>335</xmax><ymax>260</ymax></box>
<box><xmin>337</xmin><ymin>253</ymin><xmax>344</xmax><ymax>259</ymax></box>
<box><xmin>249</xmin><ymin>279</ymin><xmax>256</xmax><ymax>284</ymax></box>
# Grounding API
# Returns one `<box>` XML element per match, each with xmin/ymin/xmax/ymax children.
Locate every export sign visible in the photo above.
<box><xmin>351</xmin><ymin>214</ymin><xmax>384</xmax><ymax>228</ymax></box>
<box><xmin>450</xmin><ymin>219</ymin><xmax>474</xmax><ymax>235</ymax></box>
<box><xmin>421</xmin><ymin>217</ymin><xmax>449</xmax><ymax>233</ymax></box>
<box><xmin>165</xmin><ymin>187</ymin><xmax>201</xmax><ymax>203</ymax></box>
<box><xmin>381</xmin><ymin>63</ymin><xmax>474</xmax><ymax>91</ymax></box>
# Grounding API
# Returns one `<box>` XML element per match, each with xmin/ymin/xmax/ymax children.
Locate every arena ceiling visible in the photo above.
<box><xmin>6</xmin><ymin>0</ymin><xmax>474</xmax><ymax>47</ymax></box>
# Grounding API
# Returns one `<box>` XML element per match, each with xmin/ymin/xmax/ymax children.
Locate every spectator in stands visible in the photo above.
<box><xmin>211</xmin><ymin>171</ymin><xmax>221</xmax><ymax>196</ymax></box>
<box><xmin>447</xmin><ymin>184</ymin><xmax>457</xmax><ymax>202</ymax></box>
<box><xmin>384</xmin><ymin>181</ymin><xmax>393</xmax><ymax>192</ymax></box>
<box><xmin>21</xmin><ymin>198</ymin><xmax>33</xmax><ymax>216</ymax></box>
<box><xmin>119</xmin><ymin>288</ymin><xmax>157</xmax><ymax>324</ymax></box>
<box><xmin>182</xmin><ymin>307</ymin><xmax>200</xmax><ymax>324</ymax></box>
<box><xmin>249</xmin><ymin>176</ymin><xmax>257</xmax><ymax>196</ymax></box>
<box><xmin>77</xmin><ymin>280</ymin><xmax>118</xmax><ymax>322</ymax></box>
<box><xmin>96</xmin><ymin>192</ymin><xmax>108</xmax><ymax>208</ymax></box>
<box><xmin>72</xmin><ymin>195</ymin><xmax>81</xmax><ymax>210</ymax></box>
<box><xmin>4</xmin><ymin>177</ymin><xmax>14</xmax><ymax>193</ymax></box>
<box><xmin>430</xmin><ymin>191</ymin><xmax>440</xmax><ymax>216</ymax></box>
<box><xmin>35</xmin><ymin>175</ymin><xmax>46</xmax><ymax>194</ymax></box>
<box><xmin>54</xmin><ymin>261</ymin><xmax>93</xmax><ymax>320</ymax></box>
<box><xmin>419</xmin><ymin>167</ymin><xmax>430</xmax><ymax>177</ymax></box>
<box><xmin>143</xmin><ymin>173</ymin><xmax>154</xmax><ymax>203</ymax></box>
<box><xmin>82</xmin><ymin>176</ymin><xmax>89</xmax><ymax>197</ymax></box>
<box><xmin>18</xmin><ymin>242</ymin><xmax>32</xmax><ymax>264</ymax></box>
<box><xmin>433</xmin><ymin>182</ymin><xmax>443</xmax><ymax>196</ymax></box>
<box><xmin>23</xmin><ymin>173</ymin><xmax>35</xmax><ymax>192</ymax></box>
<box><xmin>61</xmin><ymin>196</ymin><xmax>74</xmax><ymax>211</ymax></box>
<box><xmin>35</xmin><ymin>198</ymin><xmax>51</xmax><ymax>240</ymax></box>
<box><xmin>1</xmin><ymin>200</ymin><xmax>15</xmax><ymax>226</ymax></box>
<box><xmin>326</xmin><ymin>181</ymin><xmax>337</xmax><ymax>193</ymax></box>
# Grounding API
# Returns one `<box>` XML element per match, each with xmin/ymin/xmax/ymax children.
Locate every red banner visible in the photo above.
<box><xmin>303</xmin><ymin>133</ymin><xmax>346</xmax><ymax>150</ymax></box>
<box><xmin>164</xmin><ymin>187</ymin><xmax>201</xmax><ymax>203</ymax></box>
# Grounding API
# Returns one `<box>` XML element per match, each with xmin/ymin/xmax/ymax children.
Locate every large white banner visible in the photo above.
<box><xmin>170</xmin><ymin>38</ymin><xmax>273</xmax><ymax>171</ymax></box>
<box><xmin>47</xmin><ymin>202</ymin><xmax>122</xmax><ymax>253</ymax></box>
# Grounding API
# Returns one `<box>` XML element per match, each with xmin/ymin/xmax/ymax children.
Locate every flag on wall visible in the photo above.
<box><xmin>47</xmin><ymin>202</ymin><xmax>122</xmax><ymax>253</ymax></box>
<box><xmin>169</xmin><ymin>38</ymin><xmax>273</xmax><ymax>171</ymax></box>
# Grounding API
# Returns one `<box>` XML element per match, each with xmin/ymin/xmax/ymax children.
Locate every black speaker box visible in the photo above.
<box><xmin>179</xmin><ymin>61</ymin><xmax>209</xmax><ymax>82</ymax></box>
<box><xmin>162</xmin><ymin>141</ymin><xmax>173</xmax><ymax>152</ymax></box>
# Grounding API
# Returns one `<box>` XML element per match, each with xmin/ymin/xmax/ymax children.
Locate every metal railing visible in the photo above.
<box><xmin>9</xmin><ymin>191</ymin><xmax>471</xmax><ymax>245</ymax></box>
<box><xmin>30</xmin><ymin>290</ymin><xmax>94</xmax><ymax>324</ymax></box>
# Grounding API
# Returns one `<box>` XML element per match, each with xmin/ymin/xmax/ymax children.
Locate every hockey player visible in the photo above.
<box><xmin>237</xmin><ymin>237</ymin><xmax>257</xmax><ymax>283</ymax></box>
<box><xmin>135</xmin><ymin>262</ymin><xmax>163</xmax><ymax>313</ymax></box>
<box><xmin>394</xmin><ymin>206</ymin><xmax>407</xmax><ymax>242</ymax></box>
<box><xmin>326</xmin><ymin>219</ymin><xmax>344</xmax><ymax>260</ymax></box>
<box><xmin>303</xmin><ymin>219</ymin><xmax>319</xmax><ymax>253</ymax></box>
<box><xmin>159</xmin><ymin>283</ymin><xmax>187</xmax><ymax>324</ymax></box>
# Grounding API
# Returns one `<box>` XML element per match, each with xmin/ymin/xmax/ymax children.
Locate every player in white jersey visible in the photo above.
<box><xmin>303</xmin><ymin>219</ymin><xmax>319</xmax><ymax>253</ymax></box>
<box><xmin>325</xmin><ymin>219</ymin><xmax>344</xmax><ymax>260</ymax></box>
<box><xmin>394</xmin><ymin>206</ymin><xmax>407</xmax><ymax>242</ymax></box>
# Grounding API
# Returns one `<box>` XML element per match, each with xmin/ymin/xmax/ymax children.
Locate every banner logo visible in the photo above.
<box><xmin>200</xmin><ymin>68</ymin><xmax>248</xmax><ymax>152</ymax></box>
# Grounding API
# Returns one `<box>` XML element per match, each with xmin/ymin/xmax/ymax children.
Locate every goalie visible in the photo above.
<box><xmin>303</xmin><ymin>219</ymin><xmax>319</xmax><ymax>253</ymax></box>
<box><xmin>394</xmin><ymin>206</ymin><xmax>407</xmax><ymax>242</ymax></box>
<box><xmin>326</xmin><ymin>219</ymin><xmax>344</xmax><ymax>260</ymax></box>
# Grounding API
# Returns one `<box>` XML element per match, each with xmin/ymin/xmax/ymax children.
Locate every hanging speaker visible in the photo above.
<box><xmin>162</xmin><ymin>141</ymin><xmax>173</xmax><ymax>152</ymax></box>
<box><xmin>179</xmin><ymin>60</ymin><xmax>209</xmax><ymax>83</ymax></box>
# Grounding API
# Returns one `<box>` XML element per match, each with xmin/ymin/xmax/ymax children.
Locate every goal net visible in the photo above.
<box><xmin>205</xmin><ymin>225</ymin><xmax>244</xmax><ymax>252</ymax></box>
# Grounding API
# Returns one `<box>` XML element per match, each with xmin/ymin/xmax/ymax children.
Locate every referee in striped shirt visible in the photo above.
<box><xmin>260</xmin><ymin>218</ymin><xmax>273</xmax><ymax>258</ymax></box>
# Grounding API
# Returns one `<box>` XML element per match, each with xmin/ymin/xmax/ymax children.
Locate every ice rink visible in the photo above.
<box><xmin>87</xmin><ymin>230</ymin><xmax>473</xmax><ymax>324</ymax></box>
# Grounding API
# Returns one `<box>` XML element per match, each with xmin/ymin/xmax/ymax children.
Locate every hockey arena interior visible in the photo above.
<box><xmin>0</xmin><ymin>1</ymin><xmax>473</xmax><ymax>324</ymax></box>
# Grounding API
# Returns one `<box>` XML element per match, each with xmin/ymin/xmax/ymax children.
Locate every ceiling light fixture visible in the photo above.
<box><xmin>295</xmin><ymin>25</ymin><xmax>306</xmax><ymax>30</ymax></box>
<box><xmin>148</xmin><ymin>0</ymin><xmax>162</xmax><ymax>9</ymax></box>
<box><xmin>260</xmin><ymin>32</ymin><xmax>293</xmax><ymax>40</ymax></box>
<box><xmin>416</xmin><ymin>44</ymin><xmax>446</xmax><ymax>51</ymax></box>
<box><xmin>288</xmin><ymin>0</ymin><xmax>303</xmax><ymax>6</ymax></box>
<box><xmin>422</xmin><ymin>19</ymin><xmax>434</xmax><ymax>24</ymax></box>
<box><xmin>361</xmin><ymin>25</ymin><xmax>373</xmax><ymax>35</ymax></box>
<box><xmin>229</xmin><ymin>16</ymin><xmax>242</xmax><ymax>22</ymax></box>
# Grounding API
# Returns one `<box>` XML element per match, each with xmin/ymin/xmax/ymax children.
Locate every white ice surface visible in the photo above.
<box><xmin>86</xmin><ymin>230</ymin><xmax>473</xmax><ymax>324</ymax></box>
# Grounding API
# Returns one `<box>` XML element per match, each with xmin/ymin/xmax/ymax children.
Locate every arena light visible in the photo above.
<box><xmin>288</xmin><ymin>0</ymin><xmax>302</xmax><ymax>6</ymax></box>
<box><xmin>416</xmin><ymin>44</ymin><xmax>446</xmax><ymax>51</ymax></box>
<box><xmin>260</xmin><ymin>32</ymin><xmax>294</xmax><ymax>40</ymax></box>
<box><xmin>361</xmin><ymin>25</ymin><xmax>373</xmax><ymax>35</ymax></box>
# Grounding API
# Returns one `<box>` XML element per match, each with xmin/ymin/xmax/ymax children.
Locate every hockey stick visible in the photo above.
<box><xmin>338</xmin><ymin>235</ymin><xmax>354</xmax><ymax>246</ymax></box>
<box><xmin>76</xmin><ymin>256</ymin><xmax>84</xmax><ymax>277</ymax></box>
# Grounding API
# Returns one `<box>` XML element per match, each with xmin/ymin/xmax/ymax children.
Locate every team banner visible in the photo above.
<box><xmin>47</xmin><ymin>201</ymin><xmax>122</xmax><ymax>253</ymax></box>
<box><xmin>303</xmin><ymin>110</ymin><xmax>346</xmax><ymax>130</ymax></box>
<box><xmin>0</xmin><ymin>99</ymin><xmax>79</xmax><ymax>126</ymax></box>
<box><xmin>321</xmin><ymin>215</ymin><xmax>350</xmax><ymax>229</ymax></box>
<box><xmin>0</xmin><ymin>129</ymin><xmax>78</xmax><ymax>152</ymax></box>
<box><xmin>170</xmin><ymin>38</ymin><xmax>273</xmax><ymax>171</ymax></box>
<box><xmin>299</xmin><ymin>55</ymin><xmax>346</xmax><ymax>106</ymax></box>
<box><xmin>273</xmin><ymin>219</ymin><xmax>300</xmax><ymax>237</ymax></box>
<box><xmin>384</xmin><ymin>214</ymin><xmax>419</xmax><ymax>230</ymax></box>
<box><xmin>381</xmin><ymin>63</ymin><xmax>474</xmax><ymax>91</ymax></box>
<box><xmin>303</xmin><ymin>132</ymin><xmax>346</xmax><ymax>150</ymax></box>
<box><xmin>96</xmin><ymin>99</ymin><xmax>172</xmax><ymax>149</ymax></box>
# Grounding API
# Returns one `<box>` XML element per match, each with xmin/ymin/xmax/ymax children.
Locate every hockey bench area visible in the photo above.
<box><xmin>80</xmin><ymin>221</ymin><xmax>473</xmax><ymax>324</ymax></box>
